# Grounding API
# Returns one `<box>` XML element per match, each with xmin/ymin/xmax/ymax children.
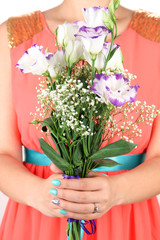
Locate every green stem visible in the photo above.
<box><xmin>55</xmin><ymin>27</ymin><xmax>59</xmax><ymax>50</ymax></box>
<box><xmin>104</xmin><ymin>38</ymin><xmax>114</xmax><ymax>70</ymax></box>
<box><xmin>91</xmin><ymin>58</ymin><xmax>96</xmax><ymax>84</ymax></box>
<box><xmin>44</xmin><ymin>71</ymin><xmax>55</xmax><ymax>90</ymax></box>
<box><xmin>67</xmin><ymin>67</ymin><xmax>71</xmax><ymax>79</ymax></box>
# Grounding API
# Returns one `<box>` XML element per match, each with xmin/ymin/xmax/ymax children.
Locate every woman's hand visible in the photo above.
<box><xmin>46</xmin><ymin>163</ymin><xmax>120</xmax><ymax>220</ymax></box>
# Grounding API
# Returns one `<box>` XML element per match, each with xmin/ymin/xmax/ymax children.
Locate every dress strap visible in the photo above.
<box><xmin>7</xmin><ymin>11</ymin><xmax>44</xmax><ymax>49</ymax></box>
<box><xmin>130</xmin><ymin>9</ymin><xmax>160</xmax><ymax>43</ymax></box>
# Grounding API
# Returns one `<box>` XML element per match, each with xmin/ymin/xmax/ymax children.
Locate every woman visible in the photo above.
<box><xmin>0</xmin><ymin>0</ymin><xmax>160</xmax><ymax>239</ymax></box>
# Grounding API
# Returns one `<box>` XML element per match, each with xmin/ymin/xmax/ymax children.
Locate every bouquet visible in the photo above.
<box><xmin>16</xmin><ymin>0</ymin><xmax>159</xmax><ymax>239</ymax></box>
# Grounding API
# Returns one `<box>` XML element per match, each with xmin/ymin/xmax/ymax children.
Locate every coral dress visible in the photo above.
<box><xmin>0</xmin><ymin>9</ymin><xmax>160</xmax><ymax>240</ymax></box>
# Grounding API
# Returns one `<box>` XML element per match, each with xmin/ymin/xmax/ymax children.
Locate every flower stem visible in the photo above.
<box><xmin>91</xmin><ymin>59</ymin><xmax>96</xmax><ymax>84</ymax></box>
<box><xmin>44</xmin><ymin>71</ymin><xmax>55</xmax><ymax>91</ymax></box>
<box><xmin>55</xmin><ymin>27</ymin><xmax>59</xmax><ymax>50</ymax></box>
<box><xmin>67</xmin><ymin>67</ymin><xmax>71</xmax><ymax>79</ymax></box>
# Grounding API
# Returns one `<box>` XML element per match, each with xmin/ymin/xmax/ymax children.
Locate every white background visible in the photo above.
<box><xmin>0</xmin><ymin>0</ymin><xmax>160</xmax><ymax>223</ymax></box>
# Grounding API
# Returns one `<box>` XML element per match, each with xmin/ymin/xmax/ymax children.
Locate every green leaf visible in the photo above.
<box><xmin>31</xmin><ymin>120</ymin><xmax>41</xmax><ymax>125</ymax></box>
<box><xmin>72</xmin><ymin>142</ymin><xmax>83</xmax><ymax>166</ymax></box>
<box><xmin>82</xmin><ymin>137</ymin><xmax>89</xmax><ymax>157</ymax></box>
<box><xmin>42</xmin><ymin>117</ymin><xmax>56</xmax><ymax>134</ymax></box>
<box><xmin>45</xmin><ymin>47</ymin><xmax>49</xmax><ymax>53</ymax></box>
<box><xmin>121</xmin><ymin>49</ymin><xmax>124</xmax><ymax>63</ymax></box>
<box><xmin>103</xmin><ymin>10</ymin><xmax>114</xmax><ymax>32</ymax></box>
<box><xmin>114</xmin><ymin>0</ymin><xmax>120</xmax><ymax>10</ymax></box>
<box><xmin>90</xmin><ymin>140</ymin><xmax>136</xmax><ymax>160</ymax></box>
<box><xmin>107</xmin><ymin>45</ymin><xmax>119</xmax><ymax>62</ymax></box>
<box><xmin>50</xmin><ymin>133</ymin><xmax>62</xmax><ymax>156</ymax></box>
<box><xmin>92</xmin><ymin>158</ymin><xmax>120</xmax><ymax>169</ymax></box>
<box><xmin>39</xmin><ymin>138</ymin><xmax>73</xmax><ymax>172</ymax></box>
<box><xmin>74</xmin><ymin>165</ymin><xmax>82</xmax><ymax>176</ymax></box>
<box><xmin>108</xmin><ymin>0</ymin><xmax>115</xmax><ymax>16</ymax></box>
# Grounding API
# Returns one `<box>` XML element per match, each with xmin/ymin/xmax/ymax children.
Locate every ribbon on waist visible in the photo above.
<box><xmin>24</xmin><ymin>147</ymin><xmax>145</xmax><ymax>171</ymax></box>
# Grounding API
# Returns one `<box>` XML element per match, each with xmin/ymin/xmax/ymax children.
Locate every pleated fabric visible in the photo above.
<box><xmin>1</xmin><ymin>9</ymin><xmax>160</xmax><ymax>240</ymax></box>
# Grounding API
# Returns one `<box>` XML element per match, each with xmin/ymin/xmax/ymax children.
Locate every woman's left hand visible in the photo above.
<box><xmin>50</xmin><ymin>163</ymin><xmax>120</xmax><ymax>220</ymax></box>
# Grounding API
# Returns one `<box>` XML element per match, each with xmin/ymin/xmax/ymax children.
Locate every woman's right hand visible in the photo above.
<box><xmin>29</xmin><ymin>173</ymin><xmax>64</xmax><ymax>218</ymax></box>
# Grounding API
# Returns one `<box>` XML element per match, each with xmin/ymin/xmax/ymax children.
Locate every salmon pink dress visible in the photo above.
<box><xmin>0</xmin><ymin>9</ymin><xmax>160</xmax><ymax>240</ymax></box>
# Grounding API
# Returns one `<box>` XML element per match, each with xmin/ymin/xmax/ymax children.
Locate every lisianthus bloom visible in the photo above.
<box><xmin>104</xmin><ymin>43</ymin><xmax>124</xmax><ymax>70</ymax></box>
<box><xmin>82</xmin><ymin>6</ymin><xmax>109</xmax><ymax>28</ymax></box>
<box><xmin>16</xmin><ymin>44</ymin><xmax>48</xmax><ymax>75</ymax></box>
<box><xmin>65</xmin><ymin>40</ymin><xmax>83</xmax><ymax>68</ymax></box>
<box><xmin>83</xmin><ymin>42</ymin><xmax>123</xmax><ymax>72</ymax></box>
<box><xmin>45</xmin><ymin>50</ymin><xmax>66</xmax><ymax>78</ymax></box>
<box><xmin>91</xmin><ymin>73</ymin><xmax>139</xmax><ymax>107</ymax></box>
<box><xmin>57</xmin><ymin>22</ymin><xmax>79</xmax><ymax>48</ymax></box>
<box><xmin>75</xmin><ymin>26</ymin><xmax>110</xmax><ymax>58</ymax></box>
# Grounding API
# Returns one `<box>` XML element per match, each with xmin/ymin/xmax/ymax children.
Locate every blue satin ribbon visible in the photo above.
<box><xmin>24</xmin><ymin>147</ymin><xmax>145</xmax><ymax>171</ymax></box>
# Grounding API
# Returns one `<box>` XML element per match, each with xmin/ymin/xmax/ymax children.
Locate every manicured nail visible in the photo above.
<box><xmin>50</xmin><ymin>188</ymin><xmax>57</xmax><ymax>195</ymax></box>
<box><xmin>51</xmin><ymin>199</ymin><xmax>60</xmax><ymax>205</ymax></box>
<box><xmin>52</xmin><ymin>180</ymin><xmax>61</xmax><ymax>186</ymax></box>
<box><xmin>59</xmin><ymin>209</ymin><xmax>67</xmax><ymax>215</ymax></box>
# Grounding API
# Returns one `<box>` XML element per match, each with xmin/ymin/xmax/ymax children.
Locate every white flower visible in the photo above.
<box><xmin>104</xmin><ymin>43</ymin><xmax>124</xmax><ymax>70</ymax></box>
<box><xmin>57</xmin><ymin>22</ymin><xmax>79</xmax><ymax>47</ymax></box>
<box><xmin>83</xmin><ymin>42</ymin><xmax>124</xmax><ymax>71</ymax></box>
<box><xmin>45</xmin><ymin>50</ymin><xmax>66</xmax><ymax>78</ymax></box>
<box><xmin>91</xmin><ymin>73</ymin><xmax>139</xmax><ymax>107</ymax></box>
<box><xmin>65</xmin><ymin>40</ymin><xmax>83</xmax><ymax>68</ymax></box>
<box><xmin>16</xmin><ymin>44</ymin><xmax>48</xmax><ymax>75</ymax></box>
<box><xmin>75</xmin><ymin>26</ymin><xmax>110</xmax><ymax>57</ymax></box>
<box><xmin>82</xmin><ymin>7</ymin><xmax>109</xmax><ymax>28</ymax></box>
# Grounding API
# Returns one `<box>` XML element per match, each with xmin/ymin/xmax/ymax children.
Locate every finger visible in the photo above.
<box><xmin>52</xmin><ymin>198</ymin><xmax>96</xmax><ymax>214</ymax></box>
<box><xmin>57</xmin><ymin>208</ymin><xmax>103</xmax><ymax>220</ymax></box>
<box><xmin>50</xmin><ymin>163</ymin><xmax>63</xmax><ymax>174</ymax></box>
<box><xmin>59</xmin><ymin>176</ymin><xmax>106</xmax><ymax>191</ymax></box>
<box><xmin>57</xmin><ymin>188</ymin><xmax>104</xmax><ymax>203</ymax></box>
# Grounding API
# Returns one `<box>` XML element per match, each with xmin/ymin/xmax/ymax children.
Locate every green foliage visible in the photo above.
<box><xmin>72</xmin><ymin>142</ymin><xmax>83</xmax><ymax>166</ymax></box>
<box><xmin>92</xmin><ymin>158</ymin><xmax>120</xmax><ymax>169</ymax></box>
<box><xmin>103</xmin><ymin>10</ymin><xmax>114</xmax><ymax>32</ymax></box>
<box><xmin>90</xmin><ymin>140</ymin><xmax>137</xmax><ymax>160</ymax></box>
<box><xmin>114</xmin><ymin>0</ymin><xmax>120</xmax><ymax>11</ymax></box>
<box><xmin>39</xmin><ymin>138</ymin><xmax>73</xmax><ymax>172</ymax></box>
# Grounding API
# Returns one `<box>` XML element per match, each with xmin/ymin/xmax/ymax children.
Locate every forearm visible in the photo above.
<box><xmin>0</xmin><ymin>154</ymin><xmax>43</xmax><ymax>206</ymax></box>
<box><xmin>112</xmin><ymin>156</ymin><xmax>160</xmax><ymax>205</ymax></box>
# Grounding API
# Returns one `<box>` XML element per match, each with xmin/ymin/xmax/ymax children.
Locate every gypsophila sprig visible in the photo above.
<box><xmin>17</xmin><ymin>1</ymin><xmax>160</xmax><ymax>239</ymax></box>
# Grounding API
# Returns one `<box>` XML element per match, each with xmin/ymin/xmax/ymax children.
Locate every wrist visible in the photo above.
<box><xmin>25</xmin><ymin>175</ymin><xmax>44</xmax><ymax>208</ymax></box>
<box><xmin>109</xmin><ymin>173</ymin><xmax>127</xmax><ymax>206</ymax></box>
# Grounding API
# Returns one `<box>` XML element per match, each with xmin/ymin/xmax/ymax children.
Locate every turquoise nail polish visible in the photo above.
<box><xmin>52</xmin><ymin>180</ymin><xmax>61</xmax><ymax>186</ymax></box>
<box><xmin>59</xmin><ymin>209</ymin><xmax>67</xmax><ymax>215</ymax></box>
<box><xmin>50</xmin><ymin>188</ymin><xmax>57</xmax><ymax>195</ymax></box>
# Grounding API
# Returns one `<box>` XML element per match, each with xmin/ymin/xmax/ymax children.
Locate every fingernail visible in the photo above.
<box><xmin>51</xmin><ymin>199</ymin><xmax>60</xmax><ymax>205</ymax></box>
<box><xmin>59</xmin><ymin>209</ymin><xmax>67</xmax><ymax>215</ymax></box>
<box><xmin>50</xmin><ymin>188</ymin><xmax>57</xmax><ymax>195</ymax></box>
<box><xmin>52</xmin><ymin>180</ymin><xmax>61</xmax><ymax>186</ymax></box>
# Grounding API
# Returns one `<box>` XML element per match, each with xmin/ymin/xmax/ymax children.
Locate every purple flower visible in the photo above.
<box><xmin>75</xmin><ymin>26</ymin><xmax>110</xmax><ymax>56</ymax></box>
<box><xmin>82</xmin><ymin>6</ymin><xmax>110</xmax><ymax>28</ymax></box>
<box><xmin>91</xmin><ymin>74</ymin><xmax>139</xmax><ymax>107</ymax></box>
